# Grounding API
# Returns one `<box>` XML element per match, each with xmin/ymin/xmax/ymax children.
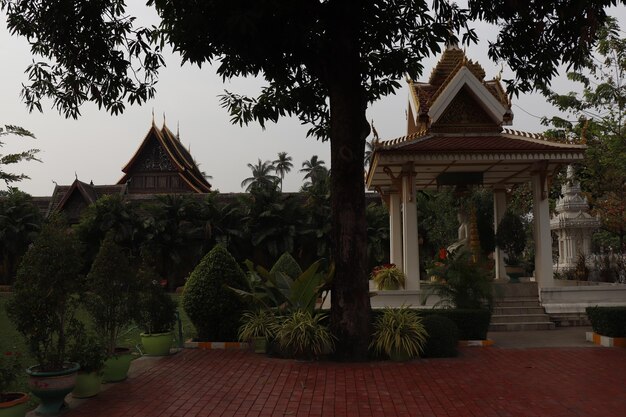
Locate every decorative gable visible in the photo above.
<box><xmin>431</xmin><ymin>86</ymin><xmax>500</xmax><ymax>133</ymax></box>
<box><xmin>118</xmin><ymin>122</ymin><xmax>211</xmax><ymax>194</ymax></box>
<box><xmin>408</xmin><ymin>45</ymin><xmax>513</xmax><ymax>132</ymax></box>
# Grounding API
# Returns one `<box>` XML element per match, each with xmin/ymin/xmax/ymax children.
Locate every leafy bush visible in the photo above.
<box><xmin>0</xmin><ymin>351</ymin><xmax>22</xmax><ymax>397</ymax></box>
<box><xmin>420</xmin><ymin>315</ymin><xmax>459</xmax><ymax>358</ymax></box>
<box><xmin>230</xmin><ymin>258</ymin><xmax>331</xmax><ymax>313</ymax></box>
<box><xmin>275</xmin><ymin>310</ymin><xmax>334</xmax><ymax>360</ymax></box>
<box><xmin>7</xmin><ymin>215</ymin><xmax>84</xmax><ymax>370</ymax></box>
<box><xmin>424</xmin><ymin>250</ymin><xmax>493</xmax><ymax>310</ymax></box>
<box><xmin>183</xmin><ymin>245</ymin><xmax>248</xmax><ymax>341</ymax></box>
<box><xmin>85</xmin><ymin>231</ymin><xmax>142</xmax><ymax>355</ymax></box>
<box><xmin>269</xmin><ymin>252</ymin><xmax>302</xmax><ymax>280</ymax></box>
<box><xmin>420</xmin><ymin>309</ymin><xmax>491</xmax><ymax>340</ymax></box>
<box><xmin>370</xmin><ymin>307</ymin><xmax>427</xmax><ymax>360</ymax></box>
<box><xmin>586</xmin><ymin>306</ymin><xmax>626</xmax><ymax>337</ymax></box>
<box><xmin>136</xmin><ymin>280</ymin><xmax>177</xmax><ymax>334</ymax></box>
<box><xmin>136</xmin><ymin>261</ymin><xmax>177</xmax><ymax>334</ymax></box>
<box><xmin>67</xmin><ymin>330</ymin><xmax>107</xmax><ymax>374</ymax></box>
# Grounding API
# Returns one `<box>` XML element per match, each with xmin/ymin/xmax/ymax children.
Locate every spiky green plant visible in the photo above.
<box><xmin>275</xmin><ymin>310</ymin><xmax>335</xmax><ymax>359</ymax></box>
<box><xmin>238</xmin><ymin>310</ymin><xmax>278</xmax><ymax>341</ymax></box>
<box><xmin>370</xmin><ymin>306</ymin><xmax>427</xmax><ymax>360</ymax></box>
<box><xmin>371</xmin><ymin>264</ymin><xmax>405</xmax><ymax>290</ymax></box>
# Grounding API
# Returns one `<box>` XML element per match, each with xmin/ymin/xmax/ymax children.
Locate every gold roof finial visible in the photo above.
<box><xmin>151</xmin><ymin>108</ymin><xmax>155</xmax><ymax>125</ymax></box>
<box><xmin>163</xmin><ymin>112</ymin><xmax>167</xmax><ymax>127</ymax></box>
<box><xmin>177</xmin><ymin>121</ymin><xmax>180</xmax><ymax>140</ymax></box>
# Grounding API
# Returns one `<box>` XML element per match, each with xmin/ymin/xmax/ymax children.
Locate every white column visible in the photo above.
<box><xmin>532</xmin><ymin>172</ymin><xmax>554</xmax><ymax>288</ymax></box>
<box><xmin>389</xmin><ymin>193</ymin><xmax>403</xmax><ymax>268</ymax></box>
<box><xmin>493</xmin><ymin>188</ymin><xmax>508</xmax><ymax>280</ymax></box>
<box><xmin>402</xmin><ymin>173</ymin><xmax>420</xmax><ymax>290</ymax></box>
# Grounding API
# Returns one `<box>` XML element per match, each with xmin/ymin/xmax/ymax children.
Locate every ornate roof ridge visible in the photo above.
<box><xmin>502</xmin><ymin>128</ymin><xmax>587</xmax><ymax>148</ymax></box>
<box><xmin>376</xmin><ymin>128</ymin><xmax>430</xmax><ymax>149</ymax></box>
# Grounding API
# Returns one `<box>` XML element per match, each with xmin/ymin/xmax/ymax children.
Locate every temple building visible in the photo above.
<box><xmin>366</xmin><ymin>44</ymin><xmax>586</xmax><ymax>301</ymax></box>
<box><xmin>39</xmin><ymin>121</ymin><xmax>212</xmax><ymax>223</ymax></box>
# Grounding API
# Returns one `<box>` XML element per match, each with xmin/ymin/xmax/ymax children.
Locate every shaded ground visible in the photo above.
<box><xmin>53</xmin><ymin>333</ymin><xmax>625</xmax><ymax>417</ymax></box>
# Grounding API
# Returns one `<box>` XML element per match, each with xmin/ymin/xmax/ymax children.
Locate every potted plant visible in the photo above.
<box><xmin>371</xmin><ymin>264</ymin><xmax>406</xmax><ymax>290</ymax></box>
<box><xmin>136</xmin><ymin>266</ymin><xmax>178</xmax><ymax>356</ymax></box>
<box><xmin>84</xmin><ymin>232</ymin><xmax>142</xmax><ymax>382</ymax></box>
<box><xmin>238</xmin><ymin>310</ymin><xmax>278</xmax><ymax>354</ymax></box>
<box><xmin>0</xmin><ymin>351</ymin><xmax>29</xmax><ymax>417</ymax></box>
<box><xmin>370</xmin><ymin>306</ymin><xmax>427</xmax><ymax>362</ymax></box>
<box><xmin>275</xmin><ymin>310</ymin><xmax>335</xmax><ymax>360</ymax></box>
<box><xmin>6</xmin><ymin>216</ymin><xmax>83</xmax><ymax>415</ymax></box>
<box><xmin>68</xmin><ymin>331</ymin><xmax>107</xmax><ymax>399</ymax></box>
<box><xmin>495</xmin><ymin>211</ymin><xmax>527</xmax><ymax>282</ymax></box>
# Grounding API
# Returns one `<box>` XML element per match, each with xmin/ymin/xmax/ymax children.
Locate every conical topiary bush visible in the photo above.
<box><xmin>183</xmin><ymin>245</ymin><xmax>248</xmax><ymax>341</ymax></box>
<box><xmin>269</xmin><ymin>252</ymin><xmax>302</xmax><ymax>280</ymax></box>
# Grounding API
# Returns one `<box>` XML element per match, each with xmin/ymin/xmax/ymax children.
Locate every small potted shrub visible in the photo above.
<box><xmin>0</xmin><ymin>351</ymin><xmax>29</xmax><ymax>417</ymax></box>
<box><xmin>275</xmin><ymin>310</ymin><xmax>335</xmax><ymax>360</ymax></box>
<box><xmin>371</xmin><ymin>306</ymin><xmax>427</xmax><ymax>362</ymax></box>
<box><xmin>136</xmin><ymin>266</ymin><xmax>178</xmax><ymax>356</ymax></box>
<box><xmin>371</xmin><ymin>264</ymin><xmax>406</xmax><ymax>290</ymax></box>
<box><xmin>495</xmin><ymin>211</ymin><xmax>527</xmax><ymax>282</ymax></box>
<box><xmin>85</xmin><ymin>232</ymin><xmax>142</xmax><ymax>382</ymax></box>
<box><xmin>68</xmin><ymin>332</ymin><xmax>107</xmax><ymax>398</ymax></box>
<box><xmin>238</xmin><ymin>310</ymin><xmax>278</xmax><ymax>354</ymax></box>
<box><xmin>6</xmin><ymin>216</ymin><xmax>83</xmax><ymax>415</ymax></box>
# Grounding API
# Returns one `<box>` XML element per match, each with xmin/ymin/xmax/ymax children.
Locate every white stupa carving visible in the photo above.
<box><xmin>550</xmin><ymin>165</ymin><xmax>600</xmax><ymax>271</ymax></box>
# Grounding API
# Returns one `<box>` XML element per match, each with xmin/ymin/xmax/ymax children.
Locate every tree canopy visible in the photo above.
<box><xmin>0</xmin><ymin>125</ymin><xmax>39</xmax><ymax>185</ymax></box>
<box><xmin>543</xmin><ymin>17</ymin><xmax>626</xmax><ymax>249</ymax></box>
<box><xmin>2</xmin><ymin>0</ymin><xmax>623</xmax><ymax>360</ymax></box>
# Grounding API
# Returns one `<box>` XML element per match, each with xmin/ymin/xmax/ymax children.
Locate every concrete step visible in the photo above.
<box><xmin>493</xmin><ymin>306</ymin><xmax>546</xmax><ymax>315</ymax></box>
<box><xmin>489</xmin><ymin>322</ymin><xmax>556</xmax><ymax>332</ymax></box>
<box><xmin>491</xmin><ymin>314</ymin><xmax>552</xmax><ymax>324</ymax></box>
<box><xmin>494</xmin><ymin>299</ymin><xmax>542</xmax><ymax>308</ymax></box>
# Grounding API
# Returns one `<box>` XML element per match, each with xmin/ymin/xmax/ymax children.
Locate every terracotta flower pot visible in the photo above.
<box><xmin>0</xmin><ymin>392</ymin><xmax>29</xmax><ymax>417</ymax></box>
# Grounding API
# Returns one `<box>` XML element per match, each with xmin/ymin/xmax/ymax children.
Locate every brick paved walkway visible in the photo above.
<box><xmin>62</xmin><ymin>347</ymin><xmax>625</xmax><ymax>417</ymax></box>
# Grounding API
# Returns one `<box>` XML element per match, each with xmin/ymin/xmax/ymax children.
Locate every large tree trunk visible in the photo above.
<box><xmin>326</xmin><ymin>0</ymin><xmax>371</xmax><ymax>361</ymax></box>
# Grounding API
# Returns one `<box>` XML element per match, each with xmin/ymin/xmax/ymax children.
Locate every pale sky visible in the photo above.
<box><xmin>1</xmin><ymin>5</ymin><xmax>625</xmax><ymax>197</ymax></box>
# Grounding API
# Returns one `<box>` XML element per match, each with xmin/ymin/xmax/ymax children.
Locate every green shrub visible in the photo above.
<box><xmin>183</xmin><ymin>245</ymin><xmax>248</xmax><ymax>341</ymax></box>
<box><xmin>85</xmin><ymin>232</ymin><xmax>142</xmax><ymax>356</ymax></box>
<box><xmin>420</xmin><ymin>315</ymin><xmax>459</xmax><ymax>358</ymax></box>
<box><xmin>7</xmin><ymin>215</ymin><xmax>85</xmax><ymax>370</ymax></box>
<box><xmin>422</xmin><ymin>309</ymin><xmax>491</xmax><ymax>340</ymax></box>
<box><xmin>269</xmin><ymin>252</ymin><xmax>302</xmax><ymax>280</ymax></box>
<box><xmin>586</xmin><ymin>306</ymin><xmax>626</xmax><ymax>337</ymax></box>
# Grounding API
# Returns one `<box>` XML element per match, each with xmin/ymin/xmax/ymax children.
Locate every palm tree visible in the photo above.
<box><xmin>241</xmin><ymin>159</ymin><xmax>279</xmax><ymax>192</ymax></box>
<box><xmin>300</xmin><ymin>155</ymin><xmax>326</xmax><ymax>184</ymax></box>
<box><xmin>273</xmin><ymin>152</ymin><xmax>293</xmax><ymax>191</ymax></box>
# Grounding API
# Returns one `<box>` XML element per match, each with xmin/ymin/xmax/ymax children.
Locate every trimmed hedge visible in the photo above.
<box><xmin>370</xmin><ymin>308</ymin><xmax>491</xmax><ymax>341</ymax></box>
<box><xmin>420</xmin><ymin>315</ymin><xmax>459</xmax><ymax>358</ymax></box>
<box><xmin>183</xmin><ymin>245</ymin><xmax>248</xmax><ymax>341</ymax></box>
<box><xmin>586</xmin><ymin>306</ymin><xmax>626</xmax><ymax>337</ymax></box>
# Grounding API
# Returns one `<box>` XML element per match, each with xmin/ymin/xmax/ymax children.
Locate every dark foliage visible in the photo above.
<box><xmin>420</xmin><ymin>315</ymin><xmax>459</xmax><ymax>358</ymax></box>
<box><xmin>586</xmin><ymin>306</ymin><xmax>626</xmax><ymax>337</ymax></box>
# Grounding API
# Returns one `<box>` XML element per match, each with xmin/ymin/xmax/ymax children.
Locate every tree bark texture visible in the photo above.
<box><xmin>326</xmin><ymin>0</ymin><xmax>371</xmax><ymax>361</ymax></box>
